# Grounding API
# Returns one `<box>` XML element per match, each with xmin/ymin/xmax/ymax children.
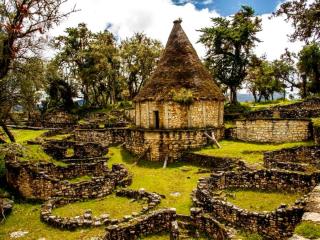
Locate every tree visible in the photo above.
<box><xmin>199</xmin><ymin>6</ymin><xmax>262</xmax><ymax>104</ymax></box>
<box><xmin>119</xmin><ymin>33</ymin><xmax>163</xmax><ymax>100</ymax></box>
<box><xmin>53</xmin><ymin>23</ymin><xmax>121</xmax><ymax>107</ymax></box>
<box><xmin>246</xmin><ymin>56</ymin><xmax>285</xmax><ymax>102</ymax></box>
<box><xmin>298</xmin><ymin>42</ymin><xmax>320</xmax><ymax>95</ymax></box>
<box><xmin>274</xmin><ymin>0</ymin><xmax>320</xmax><ymax>42</ymax></box>
<box><xmin>0</xmin><ymin>0</ymin><xmax>75</xmax><ymax>142</ymax></box>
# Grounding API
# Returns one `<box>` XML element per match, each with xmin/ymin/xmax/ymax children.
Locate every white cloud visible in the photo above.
<box><xmin>49</xmin><ymin>0</ymin><xmax>303</xmax><ymax>60</ymax></box>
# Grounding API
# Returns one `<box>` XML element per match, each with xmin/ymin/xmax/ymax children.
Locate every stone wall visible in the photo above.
<box><xmin>75</xmin><ymin>127</ymin><xmax>224</xmax><ymax>162</ymax></box>
<box><xmin>314</xmin><ymin>125</ymin><xmax>320</xmax><ymax>145</ymax></box>
<box><xmin>103</xmin><ymin>208</ymin><xmax>177</xmax><ymax>240</ymax></box>
<box><xmin>193</xmin><ymin>170</ymin><xmax>317</xmax><ymax>239</ymax></box>
<box><xmin>182</xmin><ymin>152</ymin><xmax>246</xmax><ymax>171</ymax></box>
<box><xmin>134</xmin><ymin>100</ymin><xmax>224</xmax><ymax>129</ymax></box>
<box><xmin>125</xmin><ymin>128</ymin><xmax>224</xmax><ymax>162</ymax></box>
<box><xmin>43</xmin><ymin>140</ymin><xmax>108</xmax><ymax>160</ymax></box>
<box><xmin>75</xmin><ymin>128</ymin><xmax>127</xmax><ymax>146</ymax></box>
<box><xmin>234</xmin><ymin>119</ymin><xmax>312</xmax><ymax>143</ymax></box>
<box><xmin>264</xmin><ymin>146</ymin><xmax>320</xmax><ymax>171</ymax></box>
<box><xmin>245</xmin><ymin>98</ymin><xmax>320</xmax><ymax>120</ymax></box>
<box><xmin>6</xmin><ymin>160</ymin><xmax>131</xmax><ymax>200</ymax></box>
<box><xmin>0</xmin><ymin>198</ymin><xmax>13</xmax><ymax>221</ymax></box>
<box><xmin>41</xmin><ymin>189</ymin><xmax>162</xmax><ymax>230</ymax></box>
<box><xmin>190</xmin><ymin>208</ymin><xmax>231</xmax><ymax>240</ymax></box>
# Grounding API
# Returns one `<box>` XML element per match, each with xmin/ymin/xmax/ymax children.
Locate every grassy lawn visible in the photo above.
<box><xmin>242</xmin><ymin>99</ymin><xmax>301</xmax><ymax>111</ymax></box>
<box><xmin>295</xmin><ymin>221</ymin><xmax>320</xmax><ymax>239</ymax></box>
<box><xmin>223</xmin><ymin>188</ymin><xmax>302</xmax><ymax>212</ymax></box>
<box><xmin>53</xmin><ymin>193</ymin><xmax>146</xmax><ymax>219</ymax></box>
<box><xmin>196</xmin><ymin>140</ymin><xmax>313</xmax><ymax>166</ymax></box>
<box><xmin>11</xmin><ymin>129</ymin><xmax>47</xmax><ymax>143</ymax></box>
<box><xmin>108</xmin><ymin>147</ymin><xmax>210</xmax><ymax>215</ymax></box>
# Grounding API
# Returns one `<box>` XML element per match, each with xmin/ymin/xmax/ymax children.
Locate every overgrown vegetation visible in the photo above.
<box><xmin>171</xmin><ymin>88</ymin><xmax>194</xmax><ymax>105</ymax></box>
<box><xmin>195</xmin><ymin>140</ymin><xmax>312</xmax><ymax>166</ymax></box>
<box><xmin>223</xmin><ymin>188</ymin><xmax>302</xmax><ymax>212</ymax></box>
<box><xmin>295</xmin><ymin>221</ymin><xmax>320</xmax><ymax>239</ymax></box>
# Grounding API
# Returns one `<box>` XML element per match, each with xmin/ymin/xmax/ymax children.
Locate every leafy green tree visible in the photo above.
<box><xmin>298</xmin><ymin>42</ymin><xmax>320</xmax><ymax>95</ymax></box>
<box><xmin>119</xmin><ymin>33</ymin><xmax>163</xmax><ymax>99</ymax></box>
<box><xmin>246</xmin><ymin>56</ymin><xmax>285</xmax><ymax>102</ymax></box>
<box><xmin>275</xmin><ymin>0</ymin><xmax>320</xmax><ymax>42</ymax></box>
<box><xmin>199</xmin><ymin>6</ymin><xmax>262</xmax><ymax>104</ymax></box>
<box><xmin>0</xmin><ymin>0</ymin><xmax>75</xmax><ymax>142</ymax></box>
<box><xmin>53</xmin><ymin>23</ymin><xmax>121</xmax><ymax>107</ymax></box>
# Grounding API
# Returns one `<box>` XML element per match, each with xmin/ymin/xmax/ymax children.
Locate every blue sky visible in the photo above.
<box><xmin>172</xmin><ymin>0</ymin><xmax>284</xmax><ymax>16</ymax></box>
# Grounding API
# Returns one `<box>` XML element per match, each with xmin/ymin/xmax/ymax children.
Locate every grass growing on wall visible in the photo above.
<box><xmin>11</xmin><ymin>129</ymin><xmax>47</xmax><ymax>143</ymax></box>
<box><xmin>223</xmin><ymin>188</ymin><xmax>302</xmax><ymax>212</ymax></box>
<box><xmin>53</xmin><ymin>194</ymin><xmax>146</xmax><ymax>219</ymax></box>
<box><xmin>196</xmin><ymin>140</ymin><xmax>313</xmax><ymax>166</ymax></box>
<box><xmin>295</xmin><ymin>221</ymin><xmax>320</xmax><ymax>239</ymax></box>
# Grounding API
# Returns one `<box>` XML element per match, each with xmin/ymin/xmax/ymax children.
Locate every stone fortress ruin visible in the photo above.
<box><xmin>3</xmin><ymin>20</ymin><xmax>320</xmax><ymax>240</ymax></box>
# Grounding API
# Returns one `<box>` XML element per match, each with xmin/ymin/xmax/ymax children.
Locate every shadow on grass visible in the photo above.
<box><xmin>119</xmin><ymin>148</ymin><xmax>203</xmax><ymax>170</ymax></box>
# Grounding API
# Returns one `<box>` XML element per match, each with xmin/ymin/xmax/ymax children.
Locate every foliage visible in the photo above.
<box><xmin>120</xmin><ymin>33</ymin><xmax>163</xmax><ymax>100</ymax></box>
<box><xmin>0</xmin><ymin>0</ymin><xmax>75</xmax><ymax>141</ymax></box>
<box><xmin>246</xmin><ymin>55</ymin><xmax>287</xmax><ymax>102</ymax></box>
<box><xmin>298</xmin><ymin>42</ymin><xmax>320</xmax><ymax>95</ymax></box>
<box><xmin>295</xmin><ymin>221</ymin><xmax>320</xmax><ymax>239</ymax></box>
<box><xmin>196</xmin><ymin>140</ymin><xmax>313</xmax><ymax>166</ymax></box>
<box><xmin>199</xmin><ymin>6</ymin><xmax>262</xmax><ymax>104</ymax></box>
<box><xmin>171</xmin><ymin>88</ymin><xmax>194</xmax><ymax>105</ymax></box>
<box><xmin>274</xmin><ymin>0</ymin><xmax>320</xmax><ymax>42</ymax></box>
<box><xmin>224</xmin><ymin>188</ymin><xmax>302</xmax><ymax>212</ymax></box>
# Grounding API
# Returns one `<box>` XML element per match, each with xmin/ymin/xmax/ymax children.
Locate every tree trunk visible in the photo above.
<box><xmin>229</xmin><ymin>86</ymin><xmax>238</xmax><ymax>105</ymax></box>
<box><xmin>301</xmin><ymin>74</ymin><xmax>307</xmax><ymax>99</ymax></box>
<box><xmin>0</xmin><ymin>122</ymin><xmax>15</xmax><ymax>143</ymax></box>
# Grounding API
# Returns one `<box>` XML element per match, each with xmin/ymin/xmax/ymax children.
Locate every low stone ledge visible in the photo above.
<box><xmin>6</xmin><ymin>159</ymin><xmax>132</xmax><ymax>200</ymax></box>
<box><xmin>264</xmin><ymin>146</ymin><xmax>320</xmax><ymax>172</ymax></box>
<box><xmin>193</xmin><ymin>170</ymin><xmax>317</xmax><ymax>239</ymax></box>
<box><xmin>103</xmin><ymin>208</ymin><xmax>177</xmax><ymax>240</ymax></box>
<box><xmin>182</xmin><ymin>152</ymin><xmax>246</xmax><ymax>171</ymax></box>
<box><xmin>40</xmin><ymin>189</ymin><xmax>162</xmax><ymax>230</ymax></box>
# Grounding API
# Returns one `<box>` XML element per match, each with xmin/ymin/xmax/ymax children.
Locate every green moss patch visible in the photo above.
<box><xmin>222</xmin><ymin>188</ymin><xmax>302</xmax><ymax>212</ymax></box>
<box><xmin>295</xmin><ymin>221</ymin><xmax>320</xmax><ymax>239</ymax></box>
<box><xmin>68</xmin><ymin>175</ymin><xmax>92</xmax><ymax>184</ymax></box>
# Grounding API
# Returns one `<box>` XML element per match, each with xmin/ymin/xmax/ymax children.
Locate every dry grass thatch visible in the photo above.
<box><xmin>134</xmin><ymin>19</ymin><xmax>224</xmax><ymax>102</ymax></box>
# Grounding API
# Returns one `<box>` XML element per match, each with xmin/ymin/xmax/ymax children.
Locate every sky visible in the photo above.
<box><xmin>49</xmin><ymin>0</ymin><xmax>303</xmax><ymax>61</ymax></box>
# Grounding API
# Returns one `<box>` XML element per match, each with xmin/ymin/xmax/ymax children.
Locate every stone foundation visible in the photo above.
<box><xmin>264</xmin><ymin>146</ymin><xmax>320</xmax><ymax>171</ymax></box>
<box><xmin>103</xmin><ymin>208</ymin><xmax>177</xmax><ymax>240</ymax></box>
<box><xmin>234</xmin><ymin>119</ymin><xmax>312</xmax><ymax>143</ymax></box>
<box><xmin>75</xmin><ymin>127</ymin><xmax>224</xmax><ymax>162</ymax></box>
<box><xmin>6</xmin><ymin>160</ymin><xmax>131</xmax><ymax>200</ymax></box>
<box><xmin>193</xmin><ymin>170</ymin><xmax>318</xmax><ymax>239</ymax></box>
<box><xmin>40</xmin><ymin>189</ymin><xmax>161</xmax><ymax>230</ymax></box>
<box><xmin>43</xmin><ymin>140</ymin><xmax>108</xmax><ymax>160</ymax></box>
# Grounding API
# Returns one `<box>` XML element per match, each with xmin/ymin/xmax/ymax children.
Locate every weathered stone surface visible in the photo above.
<box><xmin>233</xmin><ymin>119</ymin><xmax>312</xmax><ymax>143</ymax></box>
<box><xmin>264</xmin><ymin>146</ymin><xmax>320</xmax><ymax>171</ymax></box>
<box><xmin>193</xmin><ymin>170</ymin><xmax>316</xmax><ymax>239</ymax></box>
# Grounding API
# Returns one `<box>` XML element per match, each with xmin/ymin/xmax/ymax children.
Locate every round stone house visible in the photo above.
<box><xmin>133</xmin><ymin>19</ymin><xmax>224</xmax><ymax>130</ymax></box>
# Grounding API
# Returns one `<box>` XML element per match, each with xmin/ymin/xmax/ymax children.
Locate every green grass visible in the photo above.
<box><xmin>295</xmin><ymin>221</ymin><xmax>320</xmax><ymax>239</ymax></box>
<box><xmin>11</xmin><ymin>129</ymin><xmax>47</xmax><ymax>143</ymax></box>
<box><xmin>242</xmin><ymin>99</ymin><xmax>301</xmax><ymax>111</ymax></box>
<box><xmin>68</xmin><ymin>175</ymin><xmax>92</xmax><ymax>184</ymax></box>
<box><xmin>44</xmin><ymin>134</ymin><xmax>72</xmax><ymax>141</ymax></box>
<box><xmin>0</xmin><ymin>203</ymin><xmax>105</xmax><ymax>240</ymax></box>
<box><xmin>19</xmin><ymin>144</ymin><xmax>67</xmax><ymax>166</ymax></box>
<box><xmin>236</xmin><ymin>230</ymin><xmax>264</xmax><ymax>240</ymax></box>
<box><xmin>53</xmin><ymin>194</ymin><xmax>146</xmax><ymax>219</ymax></box>
<box><xmin>223</xmin><ymin>188</ymin><xmax>302</xmax><ymax>212</ymax></box>
<box><xmin>196</xmin><ymin>140</ymin><xmax>313</xmax><ymax>166</ymax></box>
<box><xmin>108</xmin><ymin>147</ymin><xmax>210</xmax><ymax>215</ymax></box>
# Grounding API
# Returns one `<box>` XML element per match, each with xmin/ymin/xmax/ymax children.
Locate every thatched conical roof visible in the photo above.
<box><xmin>134</xmin><ymin>19</ymin><xmax>224</xmax><ymax>102</ymax></box>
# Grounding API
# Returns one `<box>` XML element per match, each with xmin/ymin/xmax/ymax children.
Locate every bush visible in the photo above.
<box><xmin>171</xmin><ymin>88</ymin><xmax>194</xmax><ymax>105</ymax></box>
